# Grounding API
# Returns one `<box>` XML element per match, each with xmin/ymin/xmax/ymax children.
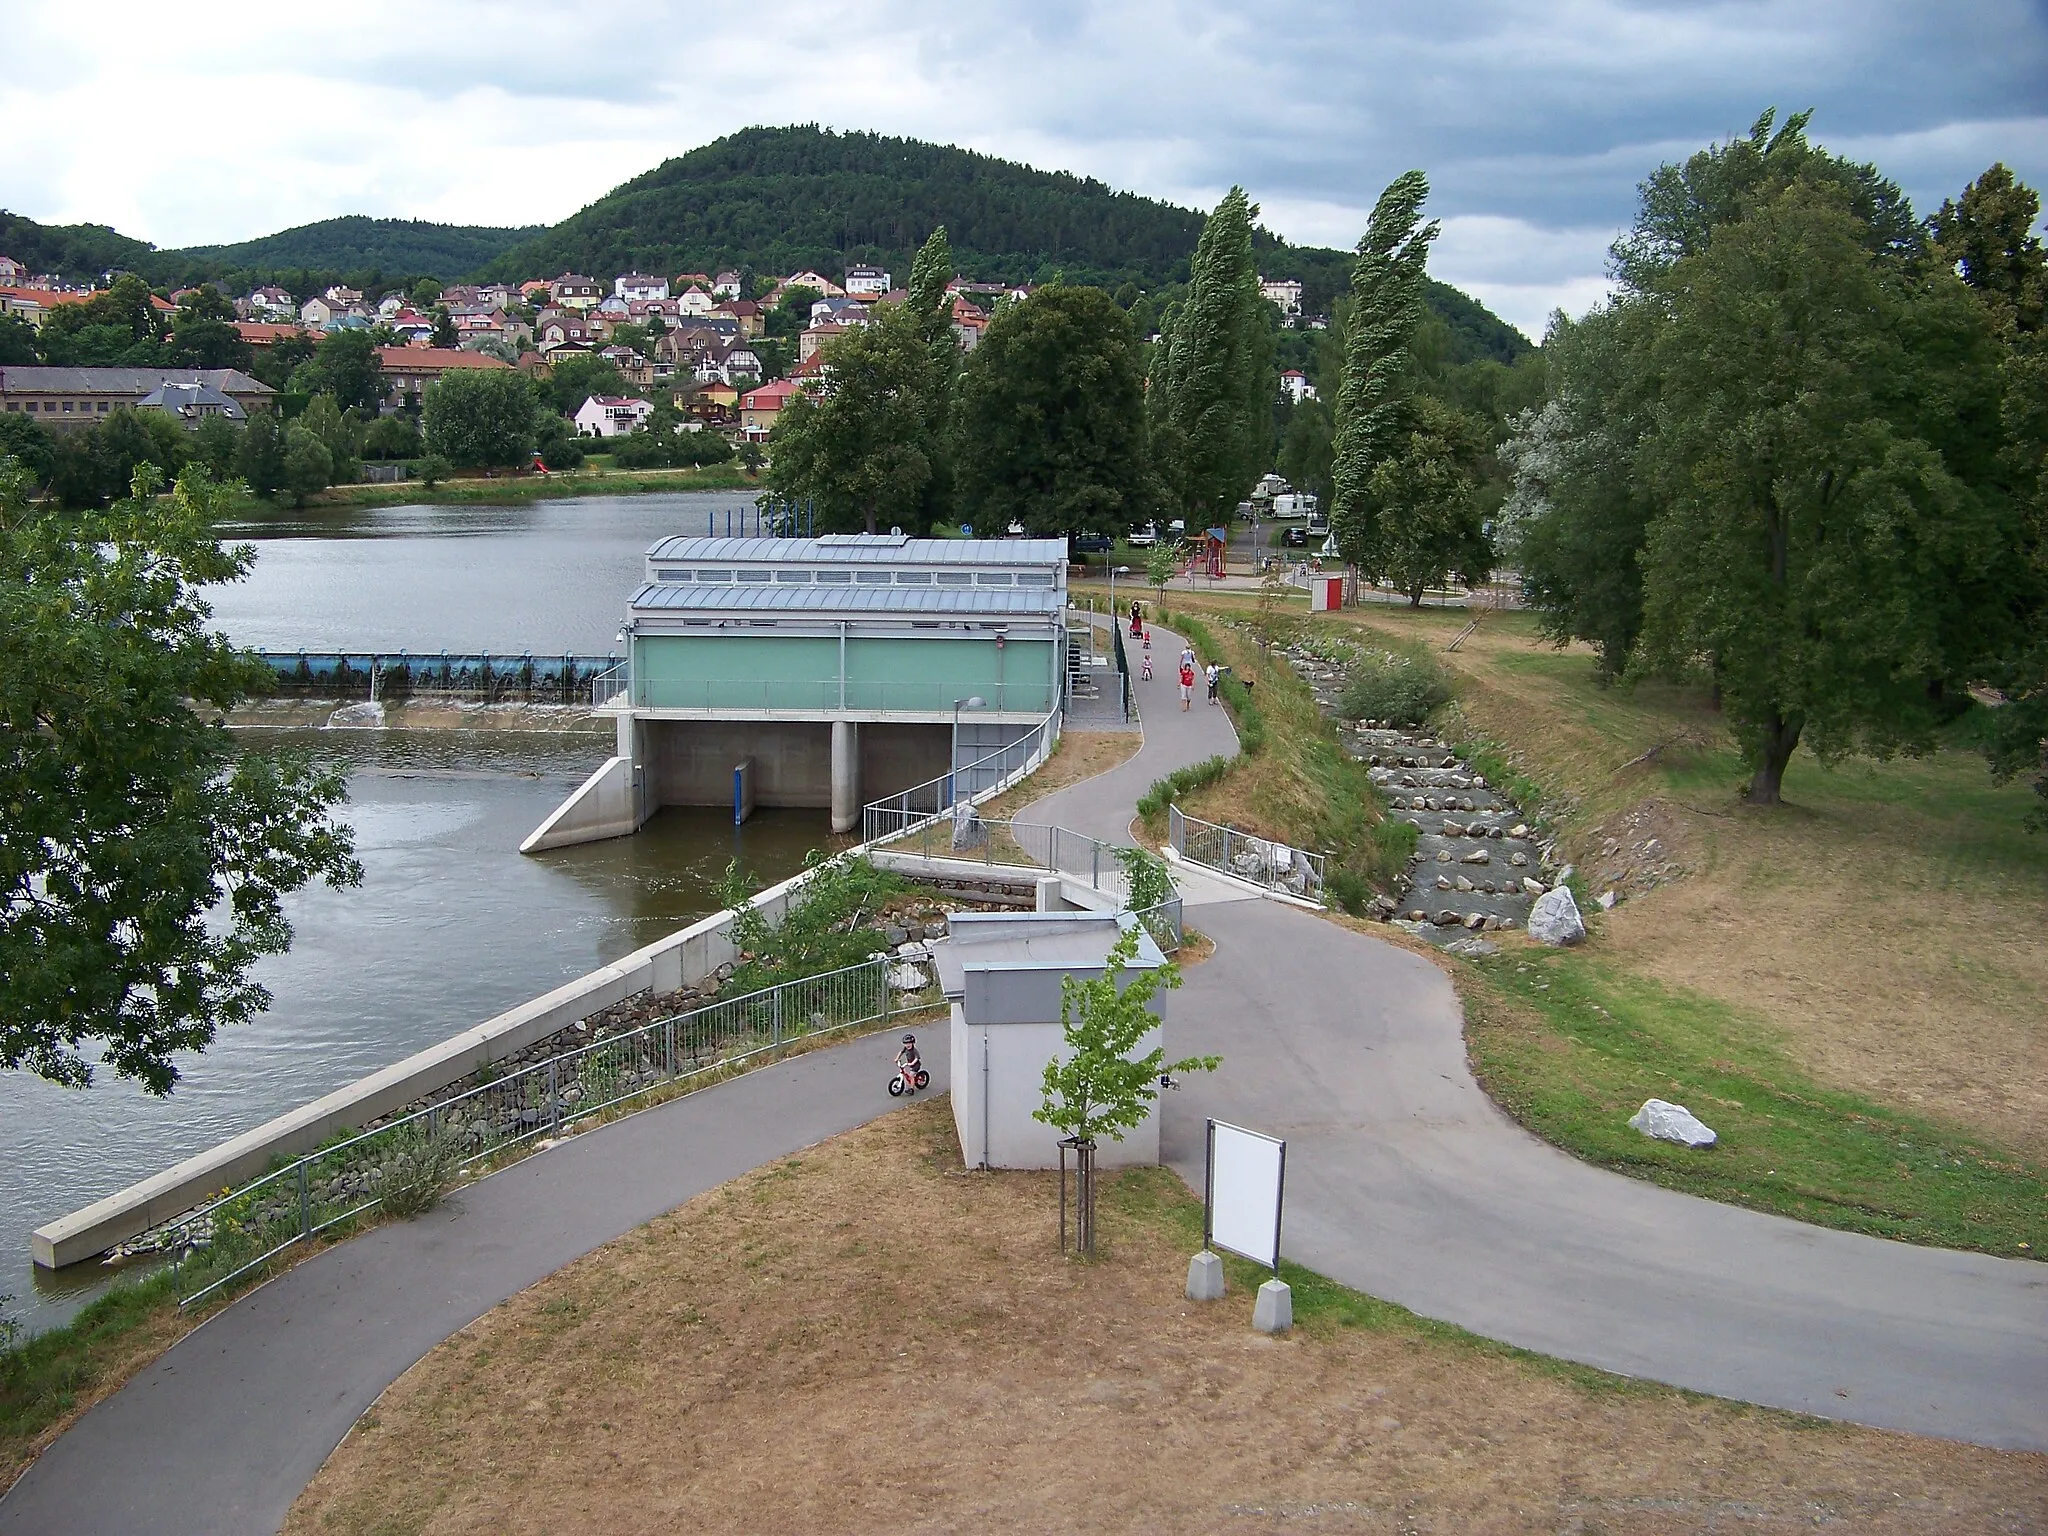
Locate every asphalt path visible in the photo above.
<box><xmin>1037</xmin><ymin>619</ymin><xmax>2048</xmax><ymax>1452</ymax></box>
<box><xmin>0</xmin><ymin>1038</ymin><xmax>949</xmax><ymax>1536</ymax></box>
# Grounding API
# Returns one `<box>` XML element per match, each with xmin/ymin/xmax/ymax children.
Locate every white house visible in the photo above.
<box><xmin>1260</xmin><ymin>277</ymin><xmax>1304</xmax><ymax>317</ymax></box>
<box><xmin>843</xmin><ymin>264</ymin><xmax>891</xmax><ymax>297</ymax></box>
<box><xmin>810</xmin><ymin>295</ymin><xmax>870</xmax><ymax>325</ymax></box>
<box><xmin>1279</xmin><ymin>369</ymin><xmax>1318</xmax><ymax>404</ymax></box>
<box><xmin>615</xmin><ymin>272</ymin><xmax>670</xmax><ymax>302</ymax></box>
<box><xmin>711</xmin><ymin>270</ymin><xmax>743</xmax><ymax>299</ymax></box>
<box><xmin>575</xmin><ymin>395</ymin><xmax>655</xmax><ymax>437</ymax></box>
<box><xmin>781</xmin><ymin>269</ymin><xmax>844</xmax><ymax>298</ymax></box>
<box><xmin>675</xmin><ymin>285</ymin><xmax>715</xmax><ymax>317</ymax></box>
<box><xmin>242</xmin><ymin>285</ymin><xmax>293</xmax><ymax>321</ymax></box>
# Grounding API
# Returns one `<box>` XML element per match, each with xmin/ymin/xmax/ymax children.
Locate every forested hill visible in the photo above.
<box><xmin>487</xmin><ymin>126</ymin><xmax>1532</xmax><ymax>361</ymax></box>
<box><xmin>0</xmin><ymin>211</ymin><xmax>156</xmax><ymax>288</ymax></box>
<box><xmin>161</xmin><ymin>217</ymin><xmax>545</xmax><ymax>286</ymax></box>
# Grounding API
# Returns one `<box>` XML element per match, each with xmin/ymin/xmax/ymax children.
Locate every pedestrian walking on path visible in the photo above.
<box><xmin>1178</xmin><ymin>659</ymin><xmax>1195</xmax><ymax>710</ymax></box>
<box><xmin>1205</xmin><ymin>663</ymin><xmax>1220</xmax><ymax>705</ymax></box>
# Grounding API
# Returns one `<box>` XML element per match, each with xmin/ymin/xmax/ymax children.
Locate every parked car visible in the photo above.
<box><xmin>1128</xmin><ymin>524</ymin><xmax>1157</xmax><ymax>547</ymax></box>
<box><xmin>1280</xmin><ymin>526</ymin><xmax>1309</xmax><ymax>548</ymax></box>
<box><xmin>1071</xmin><ymin>532</ymin><xmax>1113</xmax><ymax>553</ymax></box>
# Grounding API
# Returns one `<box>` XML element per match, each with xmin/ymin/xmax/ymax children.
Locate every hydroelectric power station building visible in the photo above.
<box><xmin>523</xmin><ymin>533</ymin><xmax>1071</xmax><ymax>850</ymax></box>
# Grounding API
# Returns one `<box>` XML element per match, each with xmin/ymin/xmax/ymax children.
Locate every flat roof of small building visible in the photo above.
<box><xmin>931</xmin><ymin>911</ymin><xmax>1164</xmax><ymax>997</ymax></box>
<box><xmin>645</xmin><ymin>534</ymin><xmax>1068</xmax><ymax>566</ymax></box>
<box><xmin>629</xmin><ymin>583</ymin><xmax>1065</xmax><ymax>616</ymax></box>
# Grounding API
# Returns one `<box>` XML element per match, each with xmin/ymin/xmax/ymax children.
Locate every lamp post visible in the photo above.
<box><xmin>951</xmin><ymin>695</ymin><xmax>986</xmax><ymax>805</ymax></box>
<box><xmin>1108</xmin><ymin>564</ymin><xmax>1131</xmax><ymax>635</ymax></box>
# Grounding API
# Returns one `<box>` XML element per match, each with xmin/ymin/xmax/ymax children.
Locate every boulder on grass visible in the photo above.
<box><xmin>1528</xmin><ymin>885</ymin><xmax>1586</xmax><ymax>946</ymax></box>
<box><xmin>1629</xmin><ymin>1098</ymin><xmax>1717</xmax><ymax>1148</ymax></box>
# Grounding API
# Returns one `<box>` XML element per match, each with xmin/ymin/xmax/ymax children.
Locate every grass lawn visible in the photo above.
<box><xmin>284</xmin><ymin>1101</ymin><xmax>2045</xmax><ymax>1535</ymax></box>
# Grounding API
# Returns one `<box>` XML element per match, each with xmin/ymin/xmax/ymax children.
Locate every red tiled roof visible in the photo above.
<box><xmin>374</xmin><ymin>346</ymin><xmax>511</xmax><ymax>370</ymax></box>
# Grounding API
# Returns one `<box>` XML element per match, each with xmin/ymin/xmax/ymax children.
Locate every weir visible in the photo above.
<box><xmin>523</xmin><ymin>533</ymin><xmax>1073</xmax><ymax>851</ymax></box>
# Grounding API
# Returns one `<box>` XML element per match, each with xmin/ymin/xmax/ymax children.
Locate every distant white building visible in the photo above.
<box><xmin>711</xmin><ymin>270</ymin><xmax>743</xmax><ymax>299</ymax></box>
<box><xmin>615</xmin><ymin>273</ymin><xmax>670</xmax><ymax>302</ymax></box>
<box><xmin>574</xmin><ymin>394</ymin><xmax>654</xmax><ymax>437</ymax></box>
<box><xmin>843</xmin><ymin>264</ymin><xmax>891</xmax><ymax>297</ymax></box>
<box><xmin>1260</xmin><ymin>277</ymin><xmax>1303</xmax><ymax>318</ymax></box>
<box><xmin>675</xmin><ymin>285</ymin><xmax>716</xmax><ymax>317</ymax></box>
<box><xmin>1279</xmin><ymin>369</ymin><xmax>1317</xmax><ymax>404</ymax></box>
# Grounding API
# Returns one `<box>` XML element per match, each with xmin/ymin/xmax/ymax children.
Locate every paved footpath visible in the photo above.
<box><xmin>1040</xmin><ymin>620</ymin><xmax>2048</xmax><ymax>1453</ymax></box>
<box><xmin>0</xmin><ymin>1041</ymin><xmax>950</xmax><ymax>1535</ymax></box>
<box><xmin>7</xmin><ymin>620</ymin><xmax>2044</xmax><ymax>1534</ymax></box>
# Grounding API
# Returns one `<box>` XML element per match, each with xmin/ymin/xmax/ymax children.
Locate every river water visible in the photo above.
<box><xmin>2</xmin><ymin>491</ymin><xmax>838</xmax><ymax>1334</ymax></box>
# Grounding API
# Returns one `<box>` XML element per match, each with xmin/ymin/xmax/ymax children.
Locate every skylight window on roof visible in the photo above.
<box><xmin>976</xmin><ymin>572</ymin><xmax>1015</xmax><ymax>585</ymax></box>
<box><xmin>1016</xmin><ymin>571</ymin><xmax>1055</xmax><ymax>586</ymax></box>
<box><xmin>737</xmin><ymin>570</ymin><xmax>772</xmax><ymax>583</ymax></box>
<box><xmin>655</xmin><ymin>568</ymin><xmax>690</xmax><ymax>582</ymax></box>
<box><xmin>895</xmin><ymin>571</ymin><xmax>932</xmax><ymax>584</ymax></box>
<box><xmin>935</xmin><ymin>572</ymin><xmax>972</xmax><ymax>586</ymax></box>
<box><xmin>696</xmin><ymin>570</ymin><xmax>732</xmax><ymax>582</ymax></box>
<box><xmin>816</xmin><ymin>570</ymin><xmax>852</xmax><ymax>583</ymax></box>
<box><xmin>855</xmin><ymin>571</ymin><xmax>892</xmax><ymax>584</ymax></box>
<box><xmin>775</xmin><ymin>570</ymin><xmax>812</xmax><ymax>583</ymax></box>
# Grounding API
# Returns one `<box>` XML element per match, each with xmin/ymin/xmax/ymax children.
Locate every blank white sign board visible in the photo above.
<box><xmin>1206</xmin><ymin>1120</ymin><xmax>1286</xmax><ymax>1270</ymax></box>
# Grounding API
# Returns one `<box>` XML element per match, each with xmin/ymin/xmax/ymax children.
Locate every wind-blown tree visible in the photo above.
<box><xmin>951</xmin><ymin>285</ymin><xmax>1151</xmax><ymax>537</ymax></box>
<box><xmin>1631</xmin><ymin>179</ymin><xmax>2015</xmax><ymax>803</ymax></box>
<box><xmin>424</xmin><ymin>368</ymin><xmax>537</xmax><ymax>469</ymax></box>
<box><xmin>0</xmin><ymin>463</ymin><xmax>361</xmax><ymax>1092</ymax></box>
<box><xmin>1330</xmin><ymin>171</ymin><xmax>1439</xmax><ymax>577</ymax></box>
<box><xmin>769</xmin><ymin>265</ymin><xmax>951</xmax><ymax>534</ymax></box>
<box><xmin>1151</xmin><ymin>188</ymin><xmax>1271</xmax><ymax>527</ymax></box>
<box><xmin>904</xmin><ymin>226</ymin><xmax>961</xmax><ymax>526</ymax></box>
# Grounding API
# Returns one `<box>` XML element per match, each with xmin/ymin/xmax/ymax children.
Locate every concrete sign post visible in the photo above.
<box><xmin>1191</xmin><ymin>1119</ymin><xmax>1292</xmax><ymax>1332</ymax></box>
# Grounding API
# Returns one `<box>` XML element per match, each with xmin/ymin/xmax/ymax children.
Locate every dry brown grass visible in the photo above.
<box><xmin>978</xmin><ymin>729</ymin><xmax>1142</xmax><ymax>821</ymax></box>
<box><xmin>286</xmin><ymin>1102</ymin><xmax>2045</xmax><ymax>1536</ymax></box>
<box><xmin>1280</xmin><ymin>602</ymin><xmax>2048</xmax><ymax>1163</ymax></box>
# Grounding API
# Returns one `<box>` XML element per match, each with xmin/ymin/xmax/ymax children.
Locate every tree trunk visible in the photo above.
<box><xmin>1746</xmin><ymin>713</ymin><xmax>1802</xmax><ymax>804</ymax></box>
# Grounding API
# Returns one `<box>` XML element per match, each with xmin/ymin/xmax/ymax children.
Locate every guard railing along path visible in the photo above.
<box><xmin>161</xmin><ymin>958</ymin><xmax>931</xmax><ymax>1308</ymax></box>
<box><xmin>1169</xmin><ymin>804</ymin><xmax>1326</xmax><ymax>904</ymax></box>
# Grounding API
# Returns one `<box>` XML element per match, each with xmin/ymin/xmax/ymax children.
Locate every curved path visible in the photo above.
<box><xmin>1038</xmin><ymin>620</ymin><xmax>2048</xmax><ymax>1452</ymax></box>
<box><xmin>7</xmin><ymin>621</ymin><xmax>2044</xmax><ymax>1535</ymax></box>
<box><xmin>0</xmin><ymin>1042</ymin><xmax>951</xmax><ymax>1535</ymax></box>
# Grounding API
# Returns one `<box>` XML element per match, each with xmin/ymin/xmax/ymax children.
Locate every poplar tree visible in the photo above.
<box><xmin>1153</xmin><ymin>188</ymin><xmax>1268</xmax><ymax>527</ymax></box>
<box><xmin>1330</xmin><ymin>171</ymin><xmax>1439</xmax><ymax>578</ymax></box>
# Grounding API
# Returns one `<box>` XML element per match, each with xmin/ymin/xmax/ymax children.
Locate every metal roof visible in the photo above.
<box><xmin>643</xmin><ymin>535</ymin><xmax>1068</xmax><ymax>566</ymax></box>
<box><xmin>629</xmin><ymin>583</ymin><xmax>1066</xmax><ymax>616</ymax></box>
<box><xmin>0</xmin><ymin>366</ymin><xmax>274</xmax><ymax>395</ymax></box>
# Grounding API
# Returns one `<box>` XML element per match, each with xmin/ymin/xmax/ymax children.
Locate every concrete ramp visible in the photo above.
<box><xmin>519</xmin><ymin>755</ymin><xmax>638</xmax><ymax>853</ymax></box>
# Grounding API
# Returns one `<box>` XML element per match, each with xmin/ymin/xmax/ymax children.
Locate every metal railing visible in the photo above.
<box><xmin>859</xmin><ymin>710</ymin><xmax>1059</xmax><ymax>845</ymax></box>
<box><xmin>632</xmin><ymin>676</ymin><xmax>1059</xmax><ymax>714</ymax></box>
<box><xmin>867</xmin><ymin>812</ymin><xmax>1127</xmax><ymax>890</ymax></box>
<box><xmin>1169</xmin><ymin>804</ymin><xmax>1326</xmax><ymax>904</ymax></box>
<box><xmin>1131</xmin><ymin>894</ymin><xmax>1185</xmax><ymax>954</ymax></box>
<box><xmin>162</xmin><ymin>956</ymin><xmax>932</xmax><ymax>1308</ymax></box>
<box><xmin>589</xmin><ymin>659</ymin><xmax>630</xmax><ymax>706</ymax></box>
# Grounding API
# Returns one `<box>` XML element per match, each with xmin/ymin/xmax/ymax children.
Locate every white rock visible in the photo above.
<box><xmin>1508</xmin><ymin>823</ymin><xmax>1529</xmax><ymax>839</ymax></box>
<box><xmin>1454</xmin><ymin>875</ymin><xmax>1474</xmax><ymax>892</ymax></box>
<box><xmin>1629</xmin><ymin>1098</ymin><xmax>1717</xmax><ymax>1148</ymax></box>
<box><xmin>887</xmin><ymin>963</ymin><xmax>930</xmax><ymax>992</ymax></box>
<box><xmin>1460</xmin><ymin>848</ymin><xmax>1490</xmax><ymax>866</ymax></box>
<box><xmin>1521</xmin><ymin>876</ymin><xmax>1546</xmax><ymax>896</ymax></box>
<box><xmin>1597</xmin><ymin>890</ymin><xmax>1617</xmax><ymax>911</ymax></box>
<box><xmin>1509</xmin><ymin>851</ymin><xmax>1529</xmax><ymax>868</ymax></box>
<box><xmin>1444</xmin><ymin>936</ymin><xmax>1501</xmax><ymax>959</ymax></box>
<box><xmin>1528</xmin><ymin>885</ymin><xmax>1586</xmax><ymax>946</ymax></box>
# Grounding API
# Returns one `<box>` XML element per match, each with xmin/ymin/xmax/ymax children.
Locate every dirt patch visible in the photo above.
<box><xmin>286</xmin><ymin>1102</ymin><xmax>2044</xmax><ymax>1536</ymax></box>
<box><xmin>980</xmin><ymin>729</ymin><xmax>1142</xmax><ymax>820</ymax></box>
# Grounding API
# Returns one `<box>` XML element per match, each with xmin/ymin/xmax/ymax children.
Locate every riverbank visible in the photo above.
<box><xmin>224</xmin><ymin>699</ymin><xmax>614</xmax><ymax>733</ymax></box>
<box><xmin>231</xmin><ymin>462</ymin><xmax>759</xmax><ymax>514</ymax></box>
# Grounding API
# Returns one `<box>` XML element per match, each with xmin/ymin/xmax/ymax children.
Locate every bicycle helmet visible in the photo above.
<box><xmin>901</xmin><ymin>1033</ymin><xmax>917</xmax><ymax>1044</ymax></box>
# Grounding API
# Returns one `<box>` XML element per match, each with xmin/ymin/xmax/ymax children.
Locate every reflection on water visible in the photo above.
<box><xmin>204</xmin><ymin>491</ymin><xmax>761</xmax><ymax>654</ymax></box>
<box><xmin>2</xmin><ymin>728</ymin><xmax>827</xmax><ymax>1333</ymax></box>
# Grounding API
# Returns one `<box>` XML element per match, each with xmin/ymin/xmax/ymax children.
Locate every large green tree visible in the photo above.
<box><xmin>1331</xmin><ymin>171</ymin><xmax>1439</xmax><ymax>575</ymax></box>
<box><xmin>1151</xmin><ymin>187</ymin><xmax>1271</xmax><ymax>526</ymax></box>
<box><xmin>0</xmin><ymin>464</ymin><xmax>360</xmax><ymax>1092</ymax></box>
<box><xmin>168</xmin><ymin>285</ymin><xmax>253</xmax><ymax>372</ymax></box>
<box><xmin>35</xmin><ymin>275</ymin><xmax>165</xmax><ymax>366</ymax></box>
<box><xmin>1361</xmin><ymin>395</ymin><xmax>1490</xmax><ymax>605</ymax></box>
<box><xmin>293</xmin><ymin>329</ymin><xmax>386</xmax><ymax>414</ymax></box>
<box><xmin>768</xmin><ymin>299</ymin><xmax>946</xmax><ymax>534</ymax></box>
<box><xmin>424</xmin><ymin>368</ymin><xmax>538</xmax><ymax>468</ymax></box>
<box><xmin>1631</xmin><ymin>180</ymin><xmax>2015</xmax><ymax>802</ymax></box>
<box><xmin>951</xmin><ymin>284</ymin><xmax>1151</xmax><ymax>536</ymax></box>
<box><xmin>541</xmin><ymin>352</ymin><xmax>632</xmax><ymax>418</ymax></box>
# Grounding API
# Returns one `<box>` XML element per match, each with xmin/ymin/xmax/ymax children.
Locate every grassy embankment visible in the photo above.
<box><xmin>1108</xmin><ymin>589</ymin><xmax>1414</xmax><ymax>900</ymax></box>
<box><xmin>1172</xmin><ymin>589</ymin><xmax>2046</xmax><ymax>1258</ymax></box>
<box><xmin>231</xmin><ymin>462</ymin><xmax>758</xmax><ymax>514</ymax></box>
<box><xmin>283</xmin><ymin>1100</ymin><xmax>2045</xmax><ymax>1534</ymax></box>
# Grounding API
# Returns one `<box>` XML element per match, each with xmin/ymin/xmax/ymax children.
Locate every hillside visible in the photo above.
<box><xmin>158</xmin><ymin>216</ymin><xmax>544</xmax><ymax>286</ymax></box>
<box><xmin>0</xmin><ymin>210</ymin><xmax>156</xmax><ymax>287</ymax></box>
<box><xmin>487</xmin><ymin>126</ymin><xmax>1532</xmax><ymax>362</ymax></box>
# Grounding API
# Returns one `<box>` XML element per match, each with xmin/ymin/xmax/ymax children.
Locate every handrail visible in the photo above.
<box><xmin>858</xmin><ymin>708</ymin><xmax>1059</xmax><ymax>844</ymax></box>
<box><xmin>1169</xmin><ymin>804</ymin><xmax>1326</xmax><ymax>904</ymax></box>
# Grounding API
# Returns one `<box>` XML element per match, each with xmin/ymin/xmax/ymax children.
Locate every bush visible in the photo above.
<box><xmin>1338</xmin><ymin>650</ymin><xmax>1452</xmax><ymax>726</ymax></box>
<box><xmin>1135</xmin><ymin>754</ymin><xmax>1231</xmax><ymax>820</ymax></box>
<box><xmin>1326</xmin><ymin>867</ymin><xmax>1374</xmax><ymax>915</ymax></box>
<box><xmin>415</xmin><ymin>454</ymin><xmax>452</xmax><ymax>488</ymax></box>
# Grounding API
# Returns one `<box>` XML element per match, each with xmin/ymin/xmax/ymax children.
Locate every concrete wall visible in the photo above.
<box><xmin>948</xmin><ymin>1007</ymin><xmax>1163</xmax><ymax>1171</ymax></box>
<box><xmin>518</xmin><ymin>755</ymin><xmax>639</xmax><ymax>853</ymax></box>
<box><xmin>649</xmin><ymin>718</ymin><xmax>834</xmax><ymax>808</ymax></box>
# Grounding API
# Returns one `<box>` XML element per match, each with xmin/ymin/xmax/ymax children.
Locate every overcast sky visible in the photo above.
<box><xmin>6</xmin><ymin>0</ymin><xmax>2044</xmax><ymax>338</ymax></box>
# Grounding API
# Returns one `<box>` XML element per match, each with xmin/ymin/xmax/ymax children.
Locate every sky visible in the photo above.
<box><xmin>5</xmin><ymin>0</ymin><xmax>2045</xmax><ymax>339</ymax></box>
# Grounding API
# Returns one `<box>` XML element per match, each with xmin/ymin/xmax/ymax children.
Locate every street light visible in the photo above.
<box><xmin>1108</xmin><ymin>563</ymin><xmax>1132</xmax><ymax>632</ymax></box>
<box><xmin>951</xmin><ymin>694</ymin><xmax>986</xmax><ymax>805</ymax></box>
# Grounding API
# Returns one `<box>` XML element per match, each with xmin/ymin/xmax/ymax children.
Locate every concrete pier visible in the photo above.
<box><xmin>830</xmin><ymin>719</ymin><xmax>860</xmax><ymax>832</ymax></box>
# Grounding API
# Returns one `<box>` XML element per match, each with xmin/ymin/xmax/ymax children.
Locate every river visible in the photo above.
<box><xmin>3</xmin><ymin>491</ymin><xmax>838</xmax><ymax>1334</ymax></box>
